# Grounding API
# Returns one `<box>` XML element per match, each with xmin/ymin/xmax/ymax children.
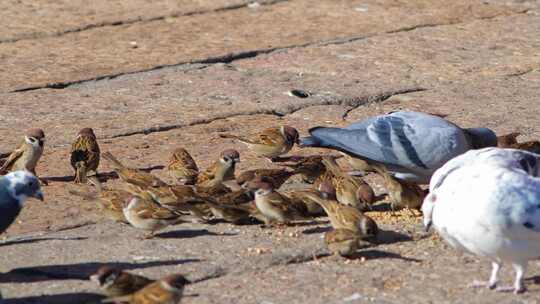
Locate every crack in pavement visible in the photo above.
<box><xmin>7</xmin><ymin>9</ymin><xmax>528</xmax><ymax>93</ymax></box>
<box><xmin>104</xmin><ymin>86</ymin><xmax>427</xmax><ymax>139</ymax></box>
<box><xmin>0</xmin><ymin>0</ymin><xmax>289</xmax><ymax>45</ymax></box>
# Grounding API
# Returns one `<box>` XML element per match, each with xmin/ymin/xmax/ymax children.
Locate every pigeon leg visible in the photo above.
<box><xmin>469</xmin><ymin>261</ymin><xmax>500</xmax><ymax>290</ymax></box>
<box><xmin>509</xmin><ymin>262</ymin><xmax>527</xmax><ymax>294</ymax></box>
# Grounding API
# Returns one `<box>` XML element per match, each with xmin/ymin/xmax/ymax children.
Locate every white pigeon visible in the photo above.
<box><xmin>429</xmin><ymin>147</ymin><xmax>540</xmax><ymax>193</ymax></box>
<box><xmin>423</xmin><ymin>163</ymin><xmax>540</xmax><ymax>293</ymax></box>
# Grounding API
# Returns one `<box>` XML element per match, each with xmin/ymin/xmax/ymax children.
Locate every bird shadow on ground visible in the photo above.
<box><xmin>4</xmin><ymin>292</ymin><xmax>105</xmax><ymax>304</ymax></box>
<box><xmin>0</xmin><ymin>259</ymin><xmax>199</xmax><ymax>283</ymax></box>
<box><xmin>0</xmin><ymin>236</ymin><xmax>87</xmax><ymax>247</ymax></box>
<box><xmin>42</xmin><ymin>166</ymin><xmax>165</xmax><ymax>183</ymax></box>
<box><xmin>525</xmin><ymin>276</ymin><xmax>540</xmax><ymax>285</ymax></box>
<box><xmin>374</xmin><ymin>229</ymin><xmax>413</xmax><ymax>245</ymax></box>
<box><xmin>302</xmin><ymin>225</ymin><xmax>332</xmax><ymax>235</ymax></box>
<box><xmin>155</xmin><ymin>228</ymin><xmax>237</xmax><ymax>239</ymax></box>
<box><xmin>348</xmin><ymin>249</ymin><xmax>422</xmax><ymax>262</ymax></box>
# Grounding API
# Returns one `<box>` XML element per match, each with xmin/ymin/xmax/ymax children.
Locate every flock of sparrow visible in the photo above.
<box><xmin>1</xmin><ymin>110</ymin><xmax>540</xmax><ymax>302</ymax></box>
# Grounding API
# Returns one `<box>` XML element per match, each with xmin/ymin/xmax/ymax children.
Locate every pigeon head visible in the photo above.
<box><xmin>5</xmin><ymin>171</ymin><xmax>44</xmax><ymax>204</ymax></box>
<box><xmin>464</xmin><ymin>128</ymin><xmax>497</xmax><ymax>149</ymax></box>
<box><xmin>25</xmin><ymin>128</ymin><xmax>46</xmax><ymax>148</ymax></box>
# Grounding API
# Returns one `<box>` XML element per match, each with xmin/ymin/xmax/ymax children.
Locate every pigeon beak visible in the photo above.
<box><xmin>33</xmin><ymin>190</ymin><xmax>44</xmax><ymax>201</ymax></box>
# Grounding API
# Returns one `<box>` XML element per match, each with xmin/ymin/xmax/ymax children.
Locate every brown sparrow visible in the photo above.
<box><xmin>283</xmin><ymin>189</ymin><xmax>325</xmax><ymax>216</ymax></box>
<box><xmin>279</xmin><ymin>155</ymin><xmax>326</xmax><ymax>183</ymax></box>
<box><xmin>372</xmin><ymin>164</ymin><xmax>425</xmax><ymax>213</ymax></box>
<box><xmin>219</xmin><ymin>125</ymin><xmax>299</xmax><ymax>161</ymax></box>
<box><xmin>236</xmin><ymin>168</ymin><xmax>294</xmax><ymax>190</ymax></box>
<box><xmin>90</xmin><ymin>266</ymin><xmax>154</xmax><ymax>297</ymax></box>
<box><xmin>166</xmin><ymin>148</ymin><xmax>199</xmax><ymax>185</ymax></box>
<box><xmin>70</xmin><ymin>183</ymin><xmax>131</xmax><ymax>223</ymax></box>
<box><xmin>340</xmin><ymin>153</ymin><xmax>374</xmax><ymax>175</ymax></box>
<box><xmin>251</xmin><ymin>181</ymin><xmax>308</xmax><ymax>225</ymax></box>
<box><xmin>325</xmin><ymin>229</ymin><xmax>360</xmax><ymax>257</ymax></box>
<box><xmin>196</xmin><ymin>149</ymin><xmax>240</xmax><ymax>187</ymax></box>
<box><xmin>103</xmin><ymin>273</ymin><xmax>190</xmax><ymax>304</ymax></box>
<box><xmin>322</xmin><ymin>157</ymin><xmax>374</xmax><ymax>211</ymax></box>
<box><xmin>103</xmin><ymin>151</ymin><xmax>167</xmax><ymax>189</ymax></box>
<box><xmin>123</xmin><ymin>196</ymin><xmax>184</xmax><ymax>238</ymax></box>
<box><xmin>70</xmin><ymin>128</ymin><xmax>100</xmax><ymax>184</ymax></box>
<box><xmin>202</xmin><ymin>197</ymin><xmax>255</xmax><ymax>224</ymax></box>
<box><xmin>0</xmin><ymin>128</ymin><xmax>45</xmax><ymax>178</ymax></box>
<box><xmin>299</xmin><ymin>191</ymin><xmax>378</xmax><ymax>239</ymax></box>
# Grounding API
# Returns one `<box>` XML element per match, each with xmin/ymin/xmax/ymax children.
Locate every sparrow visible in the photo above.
<box><xmin>372</xmin><ymin>164</ymin><xmax>425</xmax><ymax>213</ymax></box>
<box><xmin>251</xmin><ymin>181</ymin><xmax>308</xmax><ymax>225</ymax></box>
<box><xmin>70</xmin><ymin>128</ymin><xmax>100</xmax><ymax>184</ymax></box>
<box><xmin>0</xmin><ymin>128</ymin><xmax>45</xmax><ymax>179</ymax></box>
<box><xmin>196</xmin><ymin>149</ymin><xmax>240</xmax><ymax>188</ymax></box>
<box><xmin>236</xmin><ymin>168</ymin><xmax>294</xmax><ymax>190</ymax></box>
<box><xmin>299</xmin><ymin>191</ymin><xmax>378</xmax><ymax>240</ymax></box>
<box><xmin>279</xmin><ymin>155</ymin><xmax>326</xmax><ymax>184</ymax></box>
<box><xmin>325</xmin><ymin>228</ymin><xmax>360</xmax><ymax>257</ymax></box>
<box><xmin>340</xmin><ymin>153</ymin><xmax>374</xmax><ymax>175</ymax></box>
<box><xmin>90</xmin><ymin>266</ymin><xmax>154</xmax><ymax>297</ymax></box>
<box><xmin>166</xmin><ymin>148</ymin><xmax>199</xmax><ymax>185</ymax></box>
<box><xmin>202</xmin><ymin>197</ymin><xmax>255</xmax><ymax>224</ymax></box>
<box><xmin>123</xmin><ymin>196</ymin><xmax>184</xmax><ymax>238</ymax></box>
<box><xmin>322</xmin><ymin>157</ymin><xmax>374</xmax><ymax>211</ymax></box>
<box><xmin>283</xmin><ymin>189</ymin><xmax>325</xmax><ymax>216</ymax></box>
<box><xmin>219</xmin><ymin>125</ymin><xmax>299</xmax><ymax>161</ymax></box>
<box><xmin>103</xmin><ymin>273</ymin><xmax>190</xmax><ymax>304</ymax></box>
<box><xmin>69</xmin><ymin>183</ymin><xmax>130</xmax><ymax>223</ymax></box>
<box><xmin>102</xmin><ymin>151</ymin><xmax>167</xmax><ymax>189</ymax></box>
<box><xmin>0</xmin><ymin>171</ymin><xmax>44</xmax><ymax>234</ymax></box>
<box><xmin>299</xmin><ymin>111</ymin><xmax>497</xmax><ymax>183</ymax></box>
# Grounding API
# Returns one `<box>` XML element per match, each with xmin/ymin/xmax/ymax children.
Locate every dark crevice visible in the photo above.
<box><xmin>104</xmin><ymin>86</ymin><xmax>426</xmax><ymax>139</ymax></box>
<box><xmin>0</xmin><ymin>0</ymin><xmax>289</xmax><ymax>45</ymax></box>
<box><xmin>7</xmin><ymin>9</ymin><xmax>529</xmax><ymax>93</ymax></box>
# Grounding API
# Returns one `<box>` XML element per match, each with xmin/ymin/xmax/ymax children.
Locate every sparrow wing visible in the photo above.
<box><xmin>0</xmin><ymin>146</ymin><xmax>24</xmax><ymax>172</ymax></box>
<box><xmin>258</xmin><ymin>127</ymin><xmax>285</xmax><ymax>146</ymax></box>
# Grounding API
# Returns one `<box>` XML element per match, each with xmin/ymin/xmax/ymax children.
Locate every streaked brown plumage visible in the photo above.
<box><xmin>279</xmin><ymin>155</ymin><xmax>326</xmax><ymax>184</ymax></box>
<box><xmin>340</xmin><ymin>153</ymin><xmax>374</xmax><ymax>174</ymax></box>
<box><xmin>90</xmin><ymin>266</ymin><xmax>154</xmax><ymax>297</ymax></box>
<box><xmin>219</xmin><ymin>125</ymin><xmax>299</xmax><ymax>160</ymax></box>
<box><xmin>497</xmin><ymin>132</ymin><xmax>521</xmax><ymax>147</ymax></box>
<box><xmin>251</xmin><ymin>181</ymin><xmax>308</xmax><ymax>225</ymax></box>
<box><xmin>0</xmin><ymin>128</ymin><xmax>45</xmax><ymax>177</ymax></box>
<box><xmin>497</xmin><ymin>133</ymin><xmax>540</xmax><ymax>153</ymax></box>
<box><xmin>167</xmin><ymin>148</ymin><xmax>199</xmax><ymax>185</ymax></box>
<box><xmin>69</xmin><ymin>183</ymin><xmax>130</xmax><ymax>223</ymax></box>
<box><xmin>70</xmin><ymin>128</ymin><xmax>100</xmax><ymax>184</ymax></box>
<box><xmin>236</xmin><ymin>168</ymin><xmax>294</xmax><ymax>189</ymax></box>
<box><xmin>325</xmin><ymin>228</ymin><xmax>360</xmax><ymax>257</ymax></box>
<box><xmin>102</xmin><ymin>151</ymin><xmax>167</xmax><ymax>189</ymax></box>
<box><xmin>322</xmin><ymin>156</ymin><xmax>375</xmax><ymax>211</ymax></box>
<box><xmin>123</xmin><ymin>196</ymin><xmax>184</xmax><ymax>238</ymax></box>
<box><xmin>372</xmin><ymin>164</ymin><xmax>425</xmax><ymax>212</ymax></box>
<box><xmin>103</xmin><ymin>274</ymin><xmax>190</xmax><ymax>304</ymax></box>
<box><xmin>196</xmin><ymin>149</ymin><xmax>240</xmax><ymax>187</ymax></box>
<box><xmin>283</xmin><ymin>189</ymin><xmax>325</xmax><ymax>216</ymax></box>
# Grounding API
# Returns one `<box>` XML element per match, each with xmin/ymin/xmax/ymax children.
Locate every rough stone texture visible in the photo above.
<box><xmin>2</xmin><ymin>0</ymin><xmax>540</xmax><ymax>303</ymax></box>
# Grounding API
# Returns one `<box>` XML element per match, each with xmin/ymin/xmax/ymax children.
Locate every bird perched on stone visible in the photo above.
<box><xmin>90</xmin><ymin>266</ymin><xmax>154</xmax><ymax>297</ymax></box>
<box><xmin>299</xmin><ymin>111</ymin><xmax>497</xmax><ymax>184</ymax></box>
<box><xmin>0</xmin><ymin>128</ymin><xmax>45</xmax><ymax>180</ymax></box>
<box><xmin>166</xmin><ymin>148</ymin><xmax>199</xmax><ymax>185</ymax></box>
<box><xmin>219</xmin><ymin>126</ymin><xmax>299</xmax><ymax>161</ymax></box>
<box><xmin>122</xmin><ymin>196</ymin><xmax>184</xmax><ymax>238</ymax></box>
<box><xmin>321</xmin><ymin>156</ymin><xmax>374</xmax><ymax>211</ymax></box>
<box><xmin>102</xmin><ymin>152</ymin><xmax>167</xmax><ymax>189</ymax></box>
<box><xmin>299</xmin><ymin>191</ymin><xmax>378</xmax><ymax>240</ymax></box>
<box><xmin>371</xmin><ymin>164</ymin><xmax>425</xmax><ymax>213</ymax></box>
<box><xmin>70</xmin><ymin>128</ymin><xmax>100</xmax><ymax>184</ymax></box>
<box><xmin>196</xmin><ymin>149</ymin><xmax>240</xmax><ymax>188</ymax></box>
<box><xmin>251</xmin><ymin>181</ymin><xmax>308</xmax><ymax>225</ymax></box>
<box><xmin>429</xmin><ymin>147</ymin><xmax>540</xmax><ymax>193</ymax></box>
<box><xmin>424</xmin><ymin>163</ymin><xmax>540</xmax><ymax>294</ymax></box>
<box><xmin>325</xmin><ymin>228</ymin><xmax>360</xmax><ymax>257</ymax></box>
<box><xmin>103</xmin><ymin>273</ymin><xmax>190</xmax><ymax>304</ymax></box>
<box><xmin>0</xmin><ymin>171</ymin><xmax>44</xmax><ymax>234</ymax></box>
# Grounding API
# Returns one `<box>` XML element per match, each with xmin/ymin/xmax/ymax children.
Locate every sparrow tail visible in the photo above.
<box><xmin>102</xmin><ymin>151</ymin><xmax>126</xmax><ymax>170</ymax></box>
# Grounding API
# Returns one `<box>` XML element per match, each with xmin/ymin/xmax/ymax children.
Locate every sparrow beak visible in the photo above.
<box><xmin>33</xmin><ymin>190</ymin><xmax>44</xmax><ymax>201</ymax></box>
<box><xmin>235</xmin><ymin>158</ymin><xmax>241</xmax><ymax>163</ymax></box>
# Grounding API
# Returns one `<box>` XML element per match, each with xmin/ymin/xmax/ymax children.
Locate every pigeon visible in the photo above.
<box><xmin>423</xmin><ymin>163</ymin><xmax>540</xmax><ymax>293</ymax></box>
<box><xmin>429</xmin><ymin>147</ymin><xmax>540</xmax><ymax>193</ymax></box>
<box><xmin>299</xmin><ymin>111</ymin><xmax>497</xmax><ymax>184</ymax></box>
<box><xmin>0</xmin><ymin>171</ymin><xmax>44</xmax><ymax>234</ymax></box>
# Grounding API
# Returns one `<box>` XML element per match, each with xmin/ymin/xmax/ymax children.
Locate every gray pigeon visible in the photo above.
<box><xmin>299</xmin><ymin>111</ymin><xmax>497</xmax><ymax>183</ymax></box>
<box><xmin>0</xmin><ymin>171</ymin><xmax>44</xmax><ymax>234</ymax></box>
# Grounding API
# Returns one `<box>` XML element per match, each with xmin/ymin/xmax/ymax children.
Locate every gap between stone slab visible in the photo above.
<box><xmin>7</xmin><ymin>9</ymin><xmax>528</xmax><ymax>93</ymax></box>
<box><xmin>0</xmin><ymin>0</ymin><xmax>289</xmax><ymax>44</ymax></box>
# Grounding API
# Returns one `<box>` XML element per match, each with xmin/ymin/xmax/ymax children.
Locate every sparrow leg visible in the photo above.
<box><xmin>143</xmin><ymin>231</ymin><xmax>155</xmax><ymax>239</ymax></box>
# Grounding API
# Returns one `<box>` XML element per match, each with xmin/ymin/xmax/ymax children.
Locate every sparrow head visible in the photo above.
<box><xmin>282</xmin><ymin>126</ymin><xmax>300</xmax><ymax>144</ymax></box>
<box><xmin>171</xmin><ymin>147</ymin><xmax>189</xmax><ymax>160</ymax></box>
<box><xmin>78</xmin><ymin>128</ymin><xmax>96</xmax><ymax>139</ymax></box>
<box><xmin>25</xmin><ymin>128</ymin><xmax>45</xmax><ymax>148</ymax></box>
<box><xmin>162</xmin><ymin>274</ymin><xmax>191</xmax><ymax>291</ymax></box>
<box><xmin>90</xmin><ymin>266</ymin><xmax>121</xmax><ymax>287</ymax></box>
<box><xmin>4</xmin><ymin>171</ymin><xmax>44</xmax><ymax>204</ymax></box>
<box><xmin>252</xmin><ymin>181</ymin><xmax>274</xmax><ymax>196</ymax></box>
<box><xmin>422</xmin><ymin>193</ymin><xmax>436</xmax><ymax>232</ymax></box>
<box><xmin>360</xmin><ymin>215</ymin><xmax>379</xmax><ymax>242</ymax></box>
<box><xmin>220</xmin><ymin>149</ymin><xmax>241</xmax><ymax>164</ymax></box>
